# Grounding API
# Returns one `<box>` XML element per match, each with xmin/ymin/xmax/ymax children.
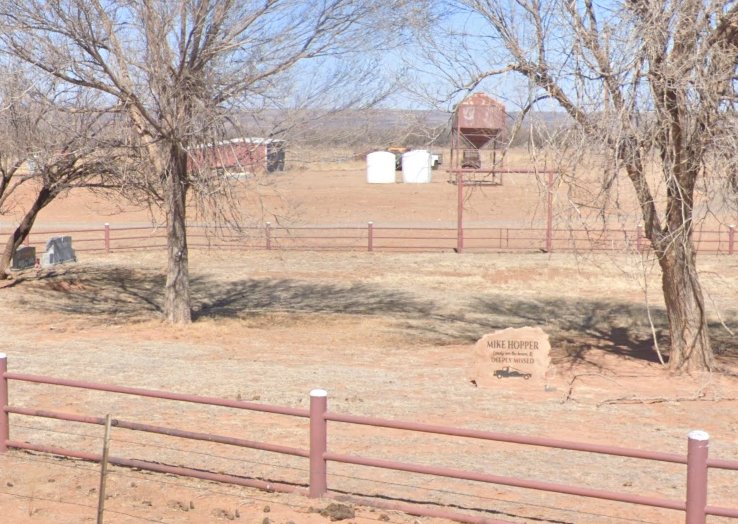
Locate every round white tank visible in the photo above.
<box><xmin>366</xmin><ymin>151</ymin><xmax>396</xmax><ymax>183</ymax></box>
<box><xmin>401</xmin><ymin>150</ymin><xmax>432</xmax><ymax>183</ymax></box>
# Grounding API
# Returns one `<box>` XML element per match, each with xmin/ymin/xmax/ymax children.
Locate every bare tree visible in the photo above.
<box><xmin>0</xmin><ymin>0</ymin><xmax>413</xmax><ymax>323</ymax></box>
<box><xmin>0</xmin><ymin>75</ymin><xmax>123</xmax><ymax>278</ymax></box>
<box><xmin>0</xmin><ymin>74</ymin><xmax>36</xmax><ymax>222</ymax></box>
<box><xmin>419</xmin><ymin>1</ymin><xmax>738</xmax><ymax>371</ymax></box>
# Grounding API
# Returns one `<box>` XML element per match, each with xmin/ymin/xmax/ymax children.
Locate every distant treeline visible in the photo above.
<box><xmin>230</xmin><ymin>108</ymin><xmax>572</xmax><ymax>152</ymax></box>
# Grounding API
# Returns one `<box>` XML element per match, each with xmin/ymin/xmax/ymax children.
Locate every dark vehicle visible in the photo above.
<box><xmin>494</xmin><ymin>366</ymin><xmax>531</xmax><ymax>379</ymax></box>
<box><xmin>387</xmin><ymin>146</ymin><xmax>409</xmax><ymax>170</ymax></box>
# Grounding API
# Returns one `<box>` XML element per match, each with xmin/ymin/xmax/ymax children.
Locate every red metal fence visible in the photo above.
<box><xmin>1</xmin><ymin>354</ymin><xmax>737</xmax><ymax>523</ymax></box>
<box><xmin>19</xmin><ymin>222</ymin><xmax>738</xmax><ymax>255</ymax></box>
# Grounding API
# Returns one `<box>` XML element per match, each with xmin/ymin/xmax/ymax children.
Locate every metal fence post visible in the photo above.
<box><xmin>368</xmin><ymin>221</ymin><xmax>374</xmax><ymax>252</ymax></box>
<box><xmin>685</xmin><ymin>430</ymin><xmax>709</xmax><ymax>524</ymax></box>
<box><xmin>104</xmin><ymin>223</ymin><xmax>110</xmax><ymax>254</ymax></box>
<box><xmin>309</xmin><ymin>389</ymin><xmax>328</xmax><ymax>498</ymax></box>
<box><xmin>545</xmin><ymin>171</ymin><xmax>554</xmax><ymax>253</ymax></box>
<box><xmin>265</xmin><ymin>222</ymin><xmax>272</xmax><ymax>251</ymax></box>
<box><xmin>729</xmin><ymin>225</ymin><xmax>735</xmax><ymax>255</ymax></box>
<box><xmin>456</xmin><ymin>172</ymin><xmax>464</xmax><ymax>253</ymax></box>
<box><xmin>0</xmin><ymin>353</ymin><xmax>8</xmax><ymax>453</ymax></box>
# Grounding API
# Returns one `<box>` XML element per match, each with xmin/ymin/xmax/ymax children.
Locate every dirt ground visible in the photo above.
<box><xmin>4</xmin><ymin>153</ymin><xmax>561</xmax><ymax>230</ymax></box>
<box><xmin>1</xmin><ymin>161</ymin><xmax>738</xmax><ymax>524</ymax></box>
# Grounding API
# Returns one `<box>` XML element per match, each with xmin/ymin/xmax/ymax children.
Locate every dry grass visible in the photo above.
<box><xmin>1</xmin><ymin>150</ymin><xmax>738</xmax><ymax>523</ymax></box>
<box><xmin>1</xmin><ymin>249</ymin><xmax>738</xmax><ymax>524</ymax></box>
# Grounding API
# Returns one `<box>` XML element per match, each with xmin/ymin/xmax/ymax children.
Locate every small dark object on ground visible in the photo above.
<box><xmin>320</xmin><ymin>503</ymin><xmax>355</xmax><ymax>521</ymax></box>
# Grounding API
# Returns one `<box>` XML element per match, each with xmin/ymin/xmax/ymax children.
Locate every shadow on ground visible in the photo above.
<box><xmin>15</xmin><ymin>265</ymin><xmax>435</xmax><ymax>322</ymax></box>
<box><xmin>434</xmin><ymin>296</ymin><xmax>673</xmax><ymax>367</ymax></box>
<box><xmin>13</xmin><ymin>265</ymin><xmax>738</xmax><ymax>367</ymax></box>
<box><xmin>191</xmin><ymin>277</ymin><xmax>435</xmax><ymax>320</ymax></box>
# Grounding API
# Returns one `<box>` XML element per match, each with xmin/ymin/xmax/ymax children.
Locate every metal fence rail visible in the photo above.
<box><xmin>1</xmin><ymin>354</ymin><xmax>737</xmax><ymax>523</ymax></box>
<box><xmin>16</xmin><ymin>222</ymin><xmax>738</xmax><ymax>256</ymax></box>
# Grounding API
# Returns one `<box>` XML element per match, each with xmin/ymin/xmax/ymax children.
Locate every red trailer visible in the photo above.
<box><xmin>190</xmin><ymin>137</ymin><xmax>285</xmax><ymax>176</ymax></box>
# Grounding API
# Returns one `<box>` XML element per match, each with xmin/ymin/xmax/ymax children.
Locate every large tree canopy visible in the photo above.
<box><xmin>0</xmin><ymin>0</ymin><xmax>413</xmax><ymax>323</ymax></box>
<box><xmin>420</xmin><ymin>0</ymin><xmax>738</xmax><ymax>371</ymax></box>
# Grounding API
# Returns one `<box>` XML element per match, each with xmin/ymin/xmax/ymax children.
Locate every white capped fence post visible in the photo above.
<box><xmin>309</xmin><ymin>389</ymin><xmax>328</xmax><ymax>498</ymax></box>
<box><xmin>685</xmin><ymin>430</ymin><xmax>709</xmax><ymax>524</ymax></box>
<box><xmin>0</xmin><ymin>353</ymin><xmax>8</xmax><ymax>453</ymax></box>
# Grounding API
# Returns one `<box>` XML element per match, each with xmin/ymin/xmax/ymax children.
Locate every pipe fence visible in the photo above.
<box><xmin>16</xmin><ymin>222</ymin><xmax>738</xmax><ymax>256</ymax></box>
<box><xmin>1</xmin><ymin>354</ymin><xmax>737</xmax><ymax>523</ymax></box>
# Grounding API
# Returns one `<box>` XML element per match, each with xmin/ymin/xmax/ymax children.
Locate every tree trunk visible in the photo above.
<box><xmin>163</xmin><ymin>147</ymin><xmax>191</xmax><ymax>324</ymax></box>
<box><xmin>0</xmin><ymin>186</ymin><xmax>53</xmax><ymax>278</ymax></box>
<box><xmin>657</xmin><ymin>239</ymin><xmax>713</xmax><ymax>372</ymax></box>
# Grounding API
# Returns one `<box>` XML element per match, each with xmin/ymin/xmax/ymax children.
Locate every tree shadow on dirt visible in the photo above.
<box><xmin>465</xmin><ymin>295</ymin><xmax>669</xmax><ymax>368</ymax></box>
<box><xmin>15</xmin><ymin>265</ymin><xmax>737</xmax><ymax>368</ymax></box>
<box><xmin>13</xmin><ymin>266</ymin><xmax>166</xmax><ymax>321</ymax></box>
<box><xmin>409</xmin><ymin>294</ymin><xmax>738</xmax><ymax>370</ymax></box>
<box><xmin>189</xmin><ymin>277</ymin><xmax>435</xmax><ymax>320</ymax></box>
<box><xmin>15</xmin><ymin>265</ymin><xmax>435</xmax><ymax>322</ymax></box>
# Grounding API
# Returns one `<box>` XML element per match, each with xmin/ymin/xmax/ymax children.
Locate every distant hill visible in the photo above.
<box><xmin>229</xmin><ymin>108</ymin><xmax>572</xmax><ymax>149</ymax></box>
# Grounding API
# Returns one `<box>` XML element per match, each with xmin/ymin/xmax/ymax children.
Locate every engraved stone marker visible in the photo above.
<box><xmin>11</xmin><ymin>246</ymin><xmax>36</xmax><ymax>269</ymax></box>
<box><xmin>12</xmin><ymin>246</ymin><xmax>36</xmax><ymax>270</ymax></box>
<box><xmin>471</xmin><ymin>327</ymin><xmax>551</xmax><ymax>387</ymax></box>
<box><xmin>41</xmin><ymin>236</ymin><xmax>77</xmax><ymax>267</ymax></box>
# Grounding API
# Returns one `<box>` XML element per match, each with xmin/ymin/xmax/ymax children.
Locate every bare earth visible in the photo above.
<box><xmin>1</xmin><ymin>163</ymin><xmax>737</xmax><ymax>524</ymax></box>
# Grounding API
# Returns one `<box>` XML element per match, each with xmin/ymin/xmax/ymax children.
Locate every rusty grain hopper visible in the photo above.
<box><xmin>449</xmin><ymin>93</ymin><xmax>506</xmax><ymax>185</ymax></box>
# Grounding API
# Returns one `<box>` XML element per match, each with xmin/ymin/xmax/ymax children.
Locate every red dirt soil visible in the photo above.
<box><xmin>0</xmin><ymin>161</ymin><xmax>737</xmax><ymax>524</ymax></box>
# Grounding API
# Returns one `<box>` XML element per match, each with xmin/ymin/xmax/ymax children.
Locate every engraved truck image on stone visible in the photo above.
<box><xmin>470</xmin><ymin>327</ymin><xmax>551</xmax><ymax>387</ymax></box>
<box><xmin>493</xmin><ymin>366</ymin><xmax>532</xmax><ymax>380</ymax></box>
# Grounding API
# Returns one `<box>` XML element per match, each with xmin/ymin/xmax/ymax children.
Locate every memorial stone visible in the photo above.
<box><xmin>41</xmin><ymin>236</ymin><xmax>77</xmax><ymax>267</ymax></box>
<box><xmin>471</xmin><ymin>327</ymin><xmax>551</xmax><ymax>387</ymax></box>
<box><xmin>11</xmin><ymin>246</ymin><xmax>36</xmax><ymax>270</ymax></box>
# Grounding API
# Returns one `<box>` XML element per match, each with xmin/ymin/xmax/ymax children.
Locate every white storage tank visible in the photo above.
<box><xmin>366</xmin><ymin>151</ymin><xmax>396</xmax><ymax>183</ymax></box>
<box><xmin>401</xmin><ymin>150</ymin><xmax>432</xmax><ymax>183</ymax></box>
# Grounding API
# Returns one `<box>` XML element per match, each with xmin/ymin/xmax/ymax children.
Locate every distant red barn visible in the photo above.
<box><xmin>189</xmin><ymin>137</ymin><xmax>286</xmax><ymax>176</ymax></box>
